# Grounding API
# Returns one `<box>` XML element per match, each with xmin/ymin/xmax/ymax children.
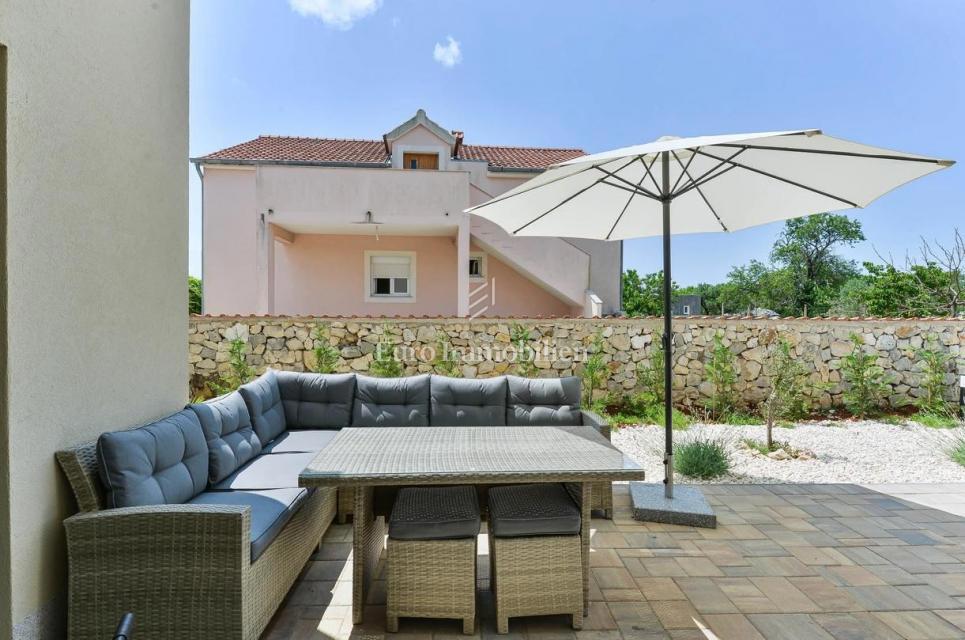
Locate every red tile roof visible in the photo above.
<box><xmin>197</xmin><ymin>136</ymin><xmax>585</xmax><ymax>171</ymax></box>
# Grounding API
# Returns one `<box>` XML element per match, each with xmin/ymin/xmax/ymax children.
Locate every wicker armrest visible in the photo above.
<box><xmin>580</xmin><ymin>410</ymin><xmax>611</xmax><ymax>440</ymax></box>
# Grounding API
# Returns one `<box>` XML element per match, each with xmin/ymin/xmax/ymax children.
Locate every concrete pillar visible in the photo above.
<box><xmin>255</xmin><ymin>209</ymin><xmax>275</xmax><ymax>314</ymax></box>
<box><xmin>456</xmin><ymin>214</ymin><xmax>470</xmax><ymax>316</ymax></box>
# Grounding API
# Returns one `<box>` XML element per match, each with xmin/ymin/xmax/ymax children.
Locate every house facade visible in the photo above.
<box><xmin>193</xmin><ymin>110</ymin><xmax>622</xmax><ymax>318</ymax></box>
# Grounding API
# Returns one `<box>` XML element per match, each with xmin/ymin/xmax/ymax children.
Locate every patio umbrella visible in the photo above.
<box><xmin>466</xmin><ymin>130</ymin><xmax>953</xmax><ymax>500</ymax></box>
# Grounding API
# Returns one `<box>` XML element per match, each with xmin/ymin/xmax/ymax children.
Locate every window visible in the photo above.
<box><xmin>402</xmin><ymin>152</ymin><xmax>439</xmax><ymax>170</ymax></box>
<box><xmin>682</xmin><ymin>304</ymin><xmax>691</xmax><ymax>315</ymax></box>
<box><xmin>366</xmin><ymin>251</ymin><xmax>416</xmax><ymax>302</ymax></box>
<box><xmin>468</xmin><ymin>253</ymin><xmax>486</xmax><ymax>279</ymax></box>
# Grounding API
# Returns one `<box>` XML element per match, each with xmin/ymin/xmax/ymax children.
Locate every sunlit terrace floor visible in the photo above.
<box><xmin>264</xmin><ymin>483</ymin><xmax>965</xmax><ymax>640</ymax></box>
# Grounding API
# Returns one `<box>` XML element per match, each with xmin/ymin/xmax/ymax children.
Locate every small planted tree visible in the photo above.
<box><xmin>208</xmin><ymin>336</ymin><xmax>254</xmax><ymax>396</ymax></box>
<box><xmin>914</xmin><ymin>334</ymin><xmax>956</xmax><ymax>424</ymax></box>
<box><xmin>510</xmin><ymin>322</ymin><xmax>537</xmax><ymax>377</ymax></box>
<box><xmin>841</xmin><ymin>333</ymin><xmax>888</xmax><ymax>419</ymax></box>
<box><xmin>581</xmin><ymin>331</ymin><xmax>608</xmax><ymax>407</ymax></box>
<box><xmin>431</xmin><ymin>334</ymin><xmax>461</xmax><ymax>377</ymax></box>
<box><xmin>370</xmin><ymin>326</ymin><xmax>403</xmax><ymax>378</ymax></box>
<box><xmin>636</xmin><ymin>336</ymin><xmax>665</xmax><ymax>404</ymax></box>
<box><xmin>310</xmin><ymin>323</ymin><xmax>340</xmax><ymax>374</ymax></box>
<box><xmin>704</xmin><ymin>332</ymin><xmax>739</xmax><ymax>420</ymax></box>
<box><xmin>761</xmin><ymin>338</ymin><xmax>810</xmax><ymax>450</ymax></box>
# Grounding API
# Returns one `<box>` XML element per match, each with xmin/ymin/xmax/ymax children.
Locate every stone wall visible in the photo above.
<box><xmin>189</xmin><ymin>316</ymin><xmax>965</xmax><ymax>410</ymax></box>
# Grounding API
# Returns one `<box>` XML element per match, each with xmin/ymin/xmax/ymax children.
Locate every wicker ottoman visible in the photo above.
<box><xmin>386</xmin><ymin>485</ymin><xmax>481</xmax><ymax>634</ymax></box>
<box><xmin>488</xmin><ymin>483</ymin><xmax>583</xmax><ymax>634</ymax></box>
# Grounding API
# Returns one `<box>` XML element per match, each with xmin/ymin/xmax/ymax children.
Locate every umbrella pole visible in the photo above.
<box><xmin>661</xmin><ymin>151</ymin><xmax>674</xmax><ymax>500</ymax></box>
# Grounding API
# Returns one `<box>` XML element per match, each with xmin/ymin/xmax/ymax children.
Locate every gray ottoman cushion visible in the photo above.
<box><xmin>489</xmin><ymin>483</ymin><xmax>581</xmax><ymax>538</ymax></box>
<box><xmin>262</xmin><ymin>429</ymin><xmax>338</xmax><ymax>454</ymax></box>
<box><xmin>389</xmin><ymin>485</ymin><xmax>481</xmax><ymax>540</ymax></box>
<box><xmin>211</xmin><ymin>451</ymin><xmax>316</xmax><ymax>491</ymax></box>
<box><xmin>352</xmin><ymin>374</ymin><xmax>430</xmax><ymax>427</ymax></box>
<box><xmin>239</xmin><ymin>370</ymin><xmax>287</xmax><ymax>445</ymax></box>
<box><xmin>430</xmin><ymin>375</ymin><xmax>507</xmax><ymax>426</ymax></box>
<box><xmin>188</xmin><ymin>391</ymin><xmax>262</xmax><ymax>484</ymax></box>
<box><xmin>277</xmin><ymin>371</ymin><xmax>355</xmax><ymax>428</ymax></box>
<box><xmin>506</xmin><ymin>376</ymin><xmax>582</xmax><ymax>426</ymax></box>
<box><xmin>189</xmin><ymin>488</ymin><xmax>308</xmax><ymax>561</ymax></box>
<box><xmin>97</xmin><ymin>410</ymin><xmax>209</xmax><ymax>508</ymax></box>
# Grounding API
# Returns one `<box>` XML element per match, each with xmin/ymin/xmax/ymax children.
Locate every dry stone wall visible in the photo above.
<box><xmin>189</xmin><ymin>316</ymin><xmax>965</xmax><ymax>410</ymax></box>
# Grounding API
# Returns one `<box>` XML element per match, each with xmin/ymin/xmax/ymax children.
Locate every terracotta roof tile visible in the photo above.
<box><xmin>197</xmin><ymin>136</ymin><xmax>585</xmax><ymax>171</ymax></box>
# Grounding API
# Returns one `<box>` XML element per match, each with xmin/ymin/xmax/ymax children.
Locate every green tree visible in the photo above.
<box><xmin>635</xmin><ymin>337</ymin><xmax>665</xmax><ymax>403</ymax></box>
<box><xmin>841</xmin><ymin>333</ymin><xmax>889</xmax><ymax>418</ymax></box>
<box><xmin>704</xmin><ymin>333</ymin><xmax>739</xmax><ymax>419</ymax></box>
<box><xmin>510</xmin><ymin>323</ymin><xmax>538</xmax><ymax>377</ymax></box>
<box><xmin>581</xmin><ymin>331</ymin><xmax>608</xmax><ymax>406</ymax></box>
<box><xmin>724</xmin><ymin>261</ymin><xmax>797</xmax><ymax>315</ymax></box>
<box><xmin>370</xmin><ymin>327</ymin><xmax>403</xmax><ymax>378</ymax></box>
<box><xmin>208</xmin><ymin>336</ymin><xmax>254</xmax><ymax>396</ymax></box>
<box><xmin>188</xmin><ymin>276</ymin><xmax>202</xmax><ymax>314</ymax></box>
<box><xmin>310</xmin><ymin>323</ymin><xmax>340</xmax><ymax>374</ymax></box>
<box><xmin>622</xmin><ymin>270</ymin><xmax>678</xmax><ymax>316</ymax></box>
<box><xmin>761</xmin><ymin>338</ymin><xmax>810</xmax><ymax>448</ymax></box>
<box><xmin>914</xmin><ymin>335</ymin><xmax>954</xmax><ymax>417</ymax></box>
<box><xmin>431</xmin><ymin>334</ymin><xmax>461</xmax><ymax>377</ymax></box>
<box><xmin>861</xmin><ymin>262</ymin><xmax>949</xmax><ymax>317</ymax></box>
<box><xmin>770</xmin><ymin>213</ymin><xmax>865</xmax><ymax>315</ymax></box>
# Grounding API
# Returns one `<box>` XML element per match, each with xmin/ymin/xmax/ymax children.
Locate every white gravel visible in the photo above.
<box><xmin>611</xmin><ymin>419</ymin><xmax>965</xmax><ymax>484</ymax></box>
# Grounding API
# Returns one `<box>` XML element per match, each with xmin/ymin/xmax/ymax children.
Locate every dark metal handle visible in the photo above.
<box><xmin>113</xmin><ymin>613</ymin><xmax>134</xmax><ymax>640</ymax></box>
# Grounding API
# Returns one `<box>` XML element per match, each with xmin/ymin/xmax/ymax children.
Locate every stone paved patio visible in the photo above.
<box><xmin>264</xmin><ymin>483</ymin><xmax>965</xmax><ymax>639</ymax></box>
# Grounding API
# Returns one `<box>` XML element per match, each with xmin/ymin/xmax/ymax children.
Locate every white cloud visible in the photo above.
<box><xmin>289</xmin><ymin>0</ymin><xmax>381</xmax><ymax>30</ymax></box>
<box><xmin>433</xmin><ymin>36</ymin><xmax>462</xmax><ymax>68</ymax></box>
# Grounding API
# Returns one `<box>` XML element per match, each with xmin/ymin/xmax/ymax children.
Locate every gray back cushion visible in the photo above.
<box><xmin>238</xmin><ymin>369</ymin><xmax>287</xmax><ymax>445</ymax></box>
<box><xmin>188</xmin><ymin>392</ymin><xmax>262</xmax><ymax>484</ymax></box>
<box><xmin>97</xmin><ymin>410</ymin><xmax>209</xmax><ymax>508</ymax></box>
<box><xmin>506</xmin><ymin>376</ymin><xmax>583</xmax><ymax>426</ymax></box>
<box><xmin>276</xmin><ymin>371</ymin><xmax>356</xmax><ymax>429</ymax></box>
<box><xmin>430</xmin><ymin>375</ymin><xmax>507</xmax><ymax>426</ymax></box>
<box><xmin>352</xmin><ymin>374</ymin><xmax>430</xmax><ymax>427</ymax></box>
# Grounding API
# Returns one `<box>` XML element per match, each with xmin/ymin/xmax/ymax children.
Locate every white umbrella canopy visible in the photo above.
<box><xmin>465</xmin><ymin>130</ymin><xmax>953</xmax><ymax>240</ymax></box>
<box><xmin>466</xmin><ymin>129</ymin><xmax>953</xmax><ymax>501</ymax></box>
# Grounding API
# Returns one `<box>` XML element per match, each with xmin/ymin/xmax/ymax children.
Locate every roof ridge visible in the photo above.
<box><xmin>462</xmin><ymin>142</ymin><xmax>585</xmax><ymax>153</ymax></box>
<box><xmin>256</xmin><ymin>134</ymin><xmax>382</xmax><ymax>143</ymax></box>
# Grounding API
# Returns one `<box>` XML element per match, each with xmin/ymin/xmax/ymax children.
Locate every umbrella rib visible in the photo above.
<box><xmin>604</xmin><ymin>162</ymin><xmax>654</xmax><ymax>240</ymax></box>
<box><xmin>640</xmin><ymin>154</ymin><xmax>663</xmax><ymax>196</ymax></box>
<box><xmin>511</xmin><ymin>156</ymin><xmax>640</xmax><ymax>234</ymax></box>
<box><xmin>714</xmin><ymin>143</ymin><xmax>952</xmax><ymax>165</ymax></box>
<box><xmin>671</xmin><ymin>151</ymin><xmax>728</xmax><ymax>232</ymax></box>
<box><xmin>671</xmin><ymin>148</ymin><xmax>746</xmax><ymax>198</ymax></box>
<box><xmin>669</xmin><ymin>148</ymin><xmax>698</xmax><ymax>195</ymax></box>
<box><xmin>465</xmin><ymin>161</ymin><xmax>601</xmax><ymax>212</ymax></box>
<box><xmin>694</xmin><ymin>149</ymin><xmax>860</xmax><ymax>208</ymax></box>
<box><xmin>594</xmin><ymin>165</ymin><xmax>662</xmax><ymax>200</ymax></box>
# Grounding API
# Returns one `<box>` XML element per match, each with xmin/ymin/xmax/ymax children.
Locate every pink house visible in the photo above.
<box><xmin>192</xmin><ymin>110</ymin><xmax>622</xmax><ymax>318</ymax></box>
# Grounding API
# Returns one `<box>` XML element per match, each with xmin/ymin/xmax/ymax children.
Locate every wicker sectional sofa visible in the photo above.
<box><xmin>56</xmin><ymin>370</ymin><xmax>610</xmax><ymax>640</ymax></box>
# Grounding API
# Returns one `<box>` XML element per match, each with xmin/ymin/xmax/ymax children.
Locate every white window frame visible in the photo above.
<box><xmin>468</xmin><ymin>252</ymin><xmax>487</xmax><ymax>280</ymax></box>
<box><xmin>364</xmin><ymin>250</ymin><xmax>417</xmax><ymax>303</ymax></box>
<box><xmin>682</xmin><ymin>304</ymin><xmax>691</xmax><ymax>315</ymax></box>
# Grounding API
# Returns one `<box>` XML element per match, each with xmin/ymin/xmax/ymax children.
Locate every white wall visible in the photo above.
<box><xmin>0</xmin><ymin>2</ymin><xmax>190</xmax><ymax>637</ymax></box>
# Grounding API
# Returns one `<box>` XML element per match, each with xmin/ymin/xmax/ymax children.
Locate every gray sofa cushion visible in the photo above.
<box><xmin>211</xmin><ymin>451</ymin><xmax>316</xmax><ymax>491</ymax></box>
<box><xmin>352</xmin><ymin>374</ymin><xmax>430</xmax><ymax>427</ymax></box>
<box><xmin>430</xmin><ymin>375</ymin><xmax>507</xmax><ymax>426</ymax></box>
<box><xmin>262</xmin><ymin>429</ymin><xmax>339</xmax><ymax>454</ymax></box>
<box><xmin>488</xmin><ymin>483</ymin><xmax>581</xmax><ymax>538</ymax></box>
<box><xmin>97</xmin><ymin>410</ymin><xmax>209</xmax><ymax>508</ymax></box>
<box><xmin>188</xmin><ymin>488</ymin><xmax>308</xmax><ymax>561</ymax></box>
<box><xmin>188</xmin><ymin>392</ymin><xmax>262</xmax><ymax>484</ymax></box>
<box><xmin>276</xmin><ymin>371</ymin><xmax>355</xmax><ymax>429</ymax></box>
<box><xmin>506</xmin><ymin>376</ymin><xmax>582</xmax><ymax>426</ymax></box>
<box><xmin>388</xmin><ymin>486</ymin><xmax>480</xmax><ymax>540</ymax></box>
<box><xmin>239</xmin><ymin>370</ymin><xmax>287</xmax><ymax>445</ymax></box>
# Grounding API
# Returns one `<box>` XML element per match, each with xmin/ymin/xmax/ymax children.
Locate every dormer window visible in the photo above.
<box><xmin>403</xmin><ymin>152</ymin><xmax>439</xmax><ymax>170</ymax></box>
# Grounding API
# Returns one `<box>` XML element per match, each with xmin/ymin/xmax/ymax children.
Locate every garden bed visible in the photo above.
<box><xmin>612</xmin><ymin>419</ymin><xmax>965</xmax><ymax>484</ymax></box>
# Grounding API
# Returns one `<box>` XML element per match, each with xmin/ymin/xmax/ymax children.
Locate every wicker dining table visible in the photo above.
<box><xmin>299</xmin><ymin>425</ymin><xmax>647</xmax><ymax>625</ymax></box>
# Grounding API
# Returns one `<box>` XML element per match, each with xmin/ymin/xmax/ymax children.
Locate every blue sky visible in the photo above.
<box><xmin>189</xmin><ymin>0</ymin><xmax>964</xmax><ymax>284</ymax></box>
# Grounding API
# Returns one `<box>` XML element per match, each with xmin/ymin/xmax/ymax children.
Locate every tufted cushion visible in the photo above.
<box><xmin>276</xmin><ymin>371</ymin><xmax>355</xmax><ymax>429</ymax></box>
<box><xmin>430</xmin><ymin>375</ymin><xmax>507</xmax><ymax>426</ymax></box>
<box><xmin>97</xmin><ymin>410</ymin><xmax>209</xmax><ymax>508</ymax></box>
<box><xmin>506</xmin><ymin>376</ymin><xmax>582</xmax><ymax>426</ymax></box>
<box><xmin>189</xmin><ymin>488</ymin><xmax>308</xmax><ymax>561</ymax></box>
<box><xmin>352</xmin><ymin>374</ymin><xmax>430</xmax><ymax>427</ymax></box>
<box><xmin>488</xmin><ymin>483</ymin><xmax>581</xmax><ymax>537</ymax></box>
<box><xmin>389</xmin><ymin>486</ymin><xmax>481</xmax><ymax>540</ymax></box>
<box><xmin>238</xmin><ymin>370</ymin><xmax>287</xmax><ymax>445</ymax></box>
<box><xmin>189</xmin><ymin>392</ymin><xmax>262</xmax><ymax>484</ymax></box>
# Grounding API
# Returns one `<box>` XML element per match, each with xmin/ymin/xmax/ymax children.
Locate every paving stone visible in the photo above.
<box><xmin>811</xmin><ymin>612</ymin><xmax>904</xmax><ymax>640</ymax></box>
<box><xmin>747</xmin><ymin>613</ymin><xmax>836</xmax><ymax>639</ymax></box>
<box><xmin>873</xmin><ymin>610</ymin><xmax>965</xmax><ymax>639</ymax></box>
<box><xmin>702</xmin><ymin>613</ymin><xmax>765</xmax><ymax>639</ymax></box>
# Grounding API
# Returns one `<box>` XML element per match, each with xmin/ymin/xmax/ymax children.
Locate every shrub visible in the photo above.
<box><xmin>636</xmin><ymin>337</ymin><xmax>665</xmax><ymax>403</ymax></box>
<box><xmin>704</xmin><ymin>333</ymin><xmax>739</xmax><ymax>419</ymax></box>
<box><xmin>604</xmin><ymin>392</ymin><xmax>690</xmax><ymax>430</ymax></box>
<box><xmin>914</xmin><ymin>335</ymin><xmax>954</xmax><ymax>418</ymax></box>
<box><xmin>581</xmin><ymin>331</ymin><xmax>608</xmax><ymax>406</ymax></box>
<box><xmin>207</xmin><ymin>336</ymin><xmax>254</xmax><ymax>396</ymax></box>
<box><xmin>431</xmin><ymin>334</ymin><xmax>461</xmax><ymax>377</ymax></box>
<box><xmin>370</xmin><ymin>327</ymin><xmax>403</xmax><ymax>378</ymax></box>
<box><xmin>949</xmin><ymin>436</ymin><xmax>965</xmax><ymax>467</ymax></box>
<box><xmin>509</xmin><ymin>323</ymin><xmax>537</xmax><ymax>377</ymax></box>
<box><xmin>188</xmin><ymin>276</ymin><xmax>202</xmax><ymax>314</ymax></box>
<box><xmin>761</xmin><ymin>337</ymin><xmax>810</xmax><ymax>448</ymax></box>
<box><xmin>310</xmin><ymin>323</ymin><xmax>340</xmax><ymax>374</ymax></box>
<box><xmin>841</xmin><ymin>333</ymin><xmax>889</xmax><ymax>419</ymax></box>
<box><xmin>674</xmin><ymin>436</ymin><xmax>730</xmax><ymax>479</ymax></box>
